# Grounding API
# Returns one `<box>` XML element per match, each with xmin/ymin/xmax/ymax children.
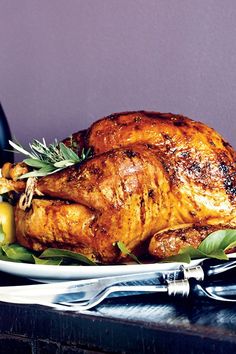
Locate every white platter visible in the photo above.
<box><xmin>1</xmin><ymin>253</ymin><xmax>236</xmax><ymax>283</ymax></box>
<box><xmin>0</xmin><ymin>258</ymin><xmax>204</xmax><ymax>283</ymax></box>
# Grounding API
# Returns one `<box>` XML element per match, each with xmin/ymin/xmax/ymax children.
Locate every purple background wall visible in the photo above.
<box><xmin>1</xmin><ymin>0</ymin><xmax>236</xmax><ymax>148</ymax></box>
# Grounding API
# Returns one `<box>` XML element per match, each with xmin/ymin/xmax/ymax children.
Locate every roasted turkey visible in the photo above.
<box><xmin>1</xmin><ymin>111</ymin><xmax>236</xmax><ymax>263</ymax></box>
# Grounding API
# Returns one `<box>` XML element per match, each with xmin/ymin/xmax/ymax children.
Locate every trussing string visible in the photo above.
<box><xmin>19</xmin><ymin>177</ymin><xmax>43</xmax><ymax>210</ymax></box>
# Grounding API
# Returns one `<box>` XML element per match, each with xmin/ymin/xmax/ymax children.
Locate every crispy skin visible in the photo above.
<box><xmin>149</xmin><ymin>225</ymin><xmax>232</xmax><ymax>258</ymax></box>
<box><xmin>4</xmin><ymin>111</ymin><xmax>236</xmax><ymax>262</ymax></box>
<box><xmin>68</xmin><ymin>111</ymin><xmax>236</xmax><ymax>160</ymax></box>
<box><xmin>19</xmin><ymin>145</ymin><xmax>170</xmax><ymax>262</ymax></box>
<box><xmin>15</xmin><ymin>199</ymin><xmax>96</xmax><ymax>258</ymax></box>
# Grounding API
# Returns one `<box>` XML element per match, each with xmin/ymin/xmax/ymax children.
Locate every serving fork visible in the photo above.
<box><xmin>1</xmin><ymin>258</ymin><xmax>236</xmax><ymax>311</ymax></box>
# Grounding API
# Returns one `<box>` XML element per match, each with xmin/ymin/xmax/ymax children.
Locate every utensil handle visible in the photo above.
<box><xmin>190</xmin><ymin>278</ymin><xmax>236</xmax><ymax>302</ymax></box>
<box><xmin>202</xmin><ymin>258</ymin><xmax>236</xmax><ymax>277</ymax></box>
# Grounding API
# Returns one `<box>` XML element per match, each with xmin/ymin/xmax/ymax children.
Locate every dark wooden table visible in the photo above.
<box><xmin>0</xmin><ymin>271</ymin><xmax>236</xmax><ymax>354</ymax></box>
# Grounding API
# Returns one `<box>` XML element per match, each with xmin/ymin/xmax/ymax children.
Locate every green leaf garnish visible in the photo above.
<box><xmin>162</xmin><ymin>253</ymin><xmax>192</xmax><ymax>264</ymax></box>
<box><xmin>8</xmin><ymin>139</ymin><xmax>92</xmax><ymax>179</ymax></box>
<box><xmin>116</xmin><ymin>241</ymin><xmax>141</xmax><ymax>264</ymax></box>
<box><xmin>0</xmin><ymin>243</ymin><xmax>97</xmax><ymax>265</ymax></box>
<box><xmin>39</xmin><ymin>248</ymin><xmax>96</xmax><ymax>265</ymax></box>
<box><xmin>198</xmin><ymin>229</ymin><xmax>236</xmax><ymax>254</ymax></box>
<box><xmin>1</xmin><ymin>244</ymin><xmax>34</xmax><ymax>262</ymax></box>
<box><xmin>33</xmin><ymin>255</ymin><xmax>63</xmax><ymax>265</ymax></box>
<box><xmin>23</xmin><ymin>159</ymin><xmax>53</xmax><ymax>169</ymax></box>
<box><xmin>0</xmin><ymin>246</ymin><xmax>19</xmax><ymax>262</ymax></box>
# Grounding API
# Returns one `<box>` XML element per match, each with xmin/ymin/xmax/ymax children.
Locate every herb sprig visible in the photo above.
<box><xmin>9</xmin><ymin>139</ymin><xmax>92</xmax><ymax>179</ymax></box>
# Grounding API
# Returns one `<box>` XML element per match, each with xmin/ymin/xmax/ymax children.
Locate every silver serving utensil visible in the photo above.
<box><xmin>1</xmin><ymin>258</ymin><xmax>236</xmax><ymax>309</ymax></box>
<box><xmin>0</xmin><ymin>260</ymin><xmax>207</xmax><ymax>306</ymax></box>
<box><xmin>55</xmin><ymin>279</ymin><xmax>191</xmax><ymax>311</ymax></box>
<box><xmin>54</xmin><ymin>278</ymin><xmax>236</xmax><ymax>311</ymax></box>
<box><xmin>0</xmin><ymin>269</ymin><xmax>181</xmax><ymax>306</ymax></box>
<box><xmin>0</xmin><ymin>278</ymin><xmax>191</xmax><ymax>310</ymax></box>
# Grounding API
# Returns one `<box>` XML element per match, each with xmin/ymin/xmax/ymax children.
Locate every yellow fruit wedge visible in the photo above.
<box><xmin>0</xmin><ymin>202</ymin><xmax>16</xmax><ymax>245</ymax></box>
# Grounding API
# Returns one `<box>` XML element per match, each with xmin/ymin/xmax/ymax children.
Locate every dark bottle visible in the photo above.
<box><xmin>0</xmin><ymin>103</ymin><xmax>14</xmax><ymax>167</ymax></box>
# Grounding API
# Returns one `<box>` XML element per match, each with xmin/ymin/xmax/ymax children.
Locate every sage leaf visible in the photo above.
<box><xmin>19</xmin><ymin>166</ymin><xmax>55</xmax><ymax>179</ymax></box>
<box><xmin>0</xmin><ymin>253</ymin><xmax>20</xmax><ymax>262</ymax></box>
<box><xmin>116</xmin><ymin>241</ymin><xmax>141</xmax><ymax>264</ymax></box>
<box><xmin>1</xmin><ymin>244</ymin><xmax>34</xmax><ymax>262</ymax></box>
<box><xmin>198</xmin><ymin>229</ymin><xmax>236</xmax><ymax>254</ymax></box>
<box><xmin>23</xmin><ymin>158</ymin><xmax>52</xmax><ymax>169</ymax></box>
<box><xmin>179</xmin><ymin>246</ymin><xmax>206</xmax><ymax>259</ymax></box>
<box><xmin>33</xmin><ymin>255</ymin><xmax>63</xmax><ymax>265</ymax></box>
<box><xmin>53</xmin><ymin>160</ymin><xmax>74</xmax><ymax>168</ymax></box>
<box><xmin>203</xmin><ymin>249</ymin><xmax>228</xmax><ymax>260</ymax></box>
<box><xmin>162</xmin><ymin>253</ymin><xmax>191</xmax><ymax>263</ymax></box>
<box><xmin>39</xmin><ymin>248</ymin><xmax>96</xmax><ymax>265</ymax></box>
<box><xmin>59</xmin><ymin>143</ymin><xmax>80</xmax><ymax>161</ymax></box>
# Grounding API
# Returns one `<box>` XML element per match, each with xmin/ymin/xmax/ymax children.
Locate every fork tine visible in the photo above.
<box><xmin>55</xmin><ymin>287</ymin><xmax>113</xmax><ymax>311</ymax></box>
<box><xmin>55</xmin><ymin>284</ymin><xmax>168</xmax><ymax>311</ymax></box>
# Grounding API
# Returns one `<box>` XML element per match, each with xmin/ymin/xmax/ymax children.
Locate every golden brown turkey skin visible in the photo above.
<box><xmin>66</xmin><ymin>111</ymin><xmax>236</xmax><ymax>202</ymax></box>
<box><xmin>149</xmin><ymin>225</ymin><xmax>233</xmax><ymax>258</ymax></box>
<box><xmin>16</xmin><ymin>142</ymin><xmax>236</xmax><ymax>263</ymax></box>
<box><xmin>3</xmin><ymin>111</ymin><xmax>236</xmax><ymax>195</ymax></box>
<box><xmin>3</xmin><ymin>111</ymin><xmax>236</xmax><ymax>262</ymax></box>
<box><xmin>17</xmin><ymin>145</ymin><xmax>171</xmax><ymax>262</ymax></box>
<box><xmin>15</xmin><ymin>199</ymin><xmax>96</xmax><ymax>258</ymax></box>
<box><xmin>69</xmin><ymin>111</ymin><xmax>236</xmax><ymax>160</ymax></box>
